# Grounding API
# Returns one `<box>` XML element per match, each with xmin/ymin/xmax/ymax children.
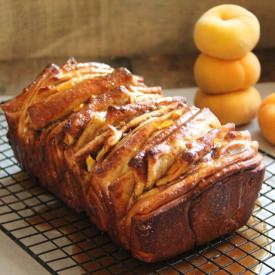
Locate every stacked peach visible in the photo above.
<box><xmin>193</xmin><ymin>4</ymin><xmax>261</xmax><ymax>125</ymax></box>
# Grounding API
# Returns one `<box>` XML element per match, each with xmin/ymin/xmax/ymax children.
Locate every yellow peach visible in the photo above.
<box><xmin>258</xmin><ymin>94</ymin><xmax>275</xmax><ymax>145</ymax></box>
<box><xmin>258</xmin><ymin>93</ymin><xmax>275</xmax><ymax>108</ymax></box>
<box><xmin>194</xmin><ymin>4</ymin><xmax>260</xmax><ymax>60</ymax></box>
<box><xmin>194</xmin><ymin>52</ymin><xmax>261</xmax><ymax>94</ymax></box>
<box><xmin>195</xmin><ymin>87</ymin><xmax>261</xmax><ymax>125</ymax></box>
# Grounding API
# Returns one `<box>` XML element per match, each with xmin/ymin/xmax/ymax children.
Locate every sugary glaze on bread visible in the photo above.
<box><xmin>1</xmin><ymin>58</ymin><xmax>264</xmax><ymax>262</ymax></box>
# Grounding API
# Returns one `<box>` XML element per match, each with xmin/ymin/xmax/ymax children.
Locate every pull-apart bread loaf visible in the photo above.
<box><xmin>2</xmin><ymin>58</ymin><xmax>264</xmax><ymax>262</ymax></box>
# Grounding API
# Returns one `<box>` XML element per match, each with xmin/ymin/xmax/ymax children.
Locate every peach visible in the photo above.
<box><xmin>194</xmin><ymin>4</ymin><xmax>260</xmax><ymax>60</ymax></box>
<box><xmin>194</xmin><ymin>52</ymin><xmax>261</xmax><ymax>94</ymax></box>
<box><xmin>258</xmin><ymin>94</ymin><xmax>275</xmax><ymax>144</ymax></box>
<box><xmin>195</xmin><ymin>87</ymin><xmax>261</xmax><ymax>125</ymax></box>
<box><xmin>258</xmin><ymin>93</ymin><xmax>275</xmax><ymax>108</ymax></box>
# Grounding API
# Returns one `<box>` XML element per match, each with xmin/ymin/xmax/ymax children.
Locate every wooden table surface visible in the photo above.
<box><xmin>1</xmin><ymin>49</ymin><xmax>274</xmax><ymax>96</ymax></box>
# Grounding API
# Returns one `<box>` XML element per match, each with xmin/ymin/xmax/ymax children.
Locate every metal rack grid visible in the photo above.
<box><xmin>0</xmin><ymin>110</ymin><xmax>275</xmax><ymax>275</ymax></box>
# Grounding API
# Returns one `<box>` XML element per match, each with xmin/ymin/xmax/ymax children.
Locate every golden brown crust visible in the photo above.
<box><xmin>130</xmin><ymin>165</ymin><xmax>264</xmax><ymax>262</ymax></box>
<box><xmin>1</xmin><ymin>59</ymin><xmax>264</xmax><ymax>262</ymax></box>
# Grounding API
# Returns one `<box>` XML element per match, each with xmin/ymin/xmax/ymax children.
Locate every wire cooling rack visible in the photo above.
<box><xmin>0</xmin><ymin>110</ymin><xmax>275</xmax><ymax>275</ymax></box>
